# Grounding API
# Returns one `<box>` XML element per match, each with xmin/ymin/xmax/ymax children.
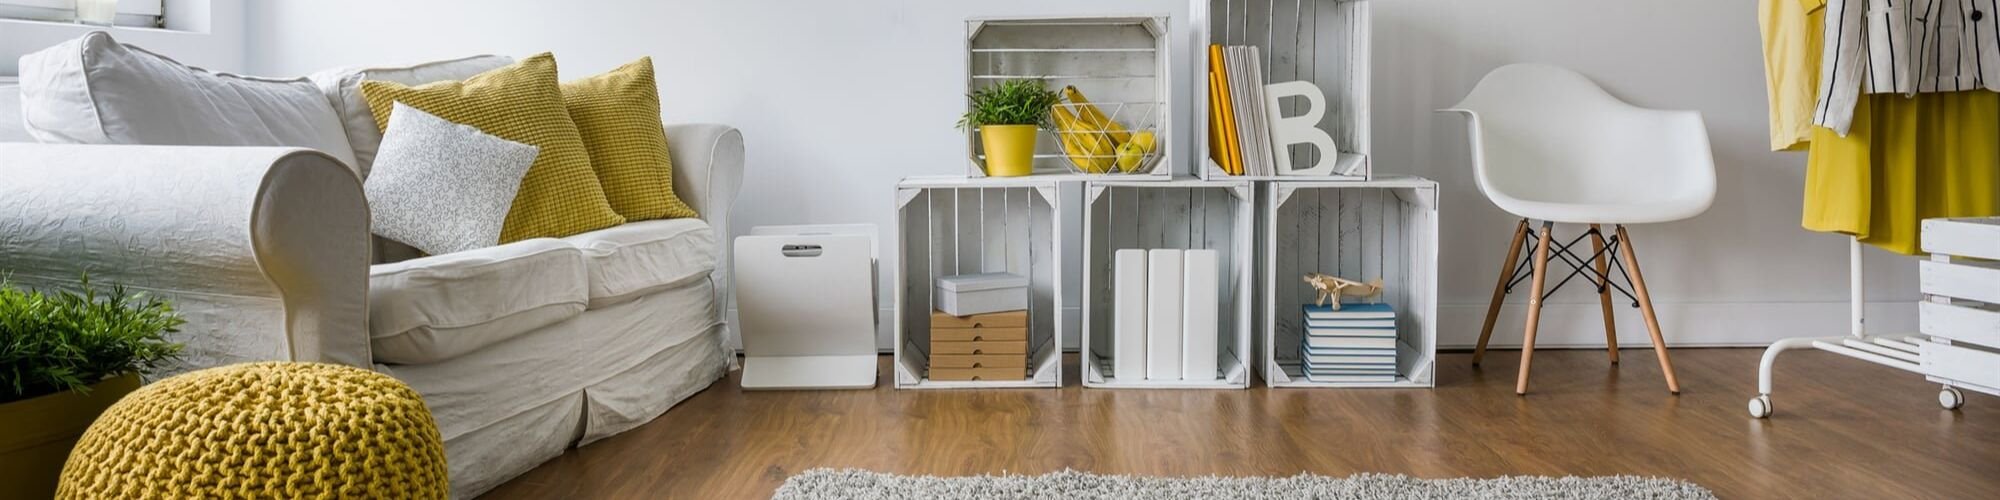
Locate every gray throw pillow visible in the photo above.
<box><xmin>364</xmin><ymin>102</ymin><xmax>539</xmax><ymax>255</ymax></box>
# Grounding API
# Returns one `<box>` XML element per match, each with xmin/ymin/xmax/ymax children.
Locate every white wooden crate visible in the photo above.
<box><xmin>965</xmin><ymin>16</ymin><xmax>1175</xmax><ymax>180</ymax></box>
<box><xmin>1081</xmin><ymin>178</ymin><xmax>1254</xmax><ymax>389</ymax></box>
<box><xmin>1260</xmin><ymin>177</ymin><xmax>1438</xmax><ymax>388</ymax></box>
<box><xmin>1191</xmin><ymin>0</ymin><xmax>1372</xmax><ymax>180</ymax></box>
<box><xmin>1917</xmin><ymin>217</ymin><xmax>2000</xmax><ymax>398</ymax></box>
<box><xmin>893</xmin><ymin>176</ymin><xmax>1065</xmax><ymax>389</ymax></box>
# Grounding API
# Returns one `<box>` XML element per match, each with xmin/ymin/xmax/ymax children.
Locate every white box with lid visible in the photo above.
<box><xmin>935</xmin><ymin>272</ymin><xmax>1029</xmax><ymax>316</ymax></box>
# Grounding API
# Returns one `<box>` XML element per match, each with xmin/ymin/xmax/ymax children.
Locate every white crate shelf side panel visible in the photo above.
<box><xmin>893</xmin><ymin>183</ymin><xmax>1064</xmax><ymax>389</ymax></box>
<box><xmin>1262</xmin><ymin>180</ymin><xmax>1438</xmax><ymax>388</ymax></box>
<box><xmin>965</xmin><ymin>16</ymin><xmax>1174</xmax><ymax>179</ymax></box>
<box><xmin>1195</xmin><ymin>0</ymin><xmax>1371</xmax><ymax>180</ymax></box>
<box><xmin>1081</xmin><ymin>181</ymin><xmax>1255</xmax><ymax>388</ymax></box>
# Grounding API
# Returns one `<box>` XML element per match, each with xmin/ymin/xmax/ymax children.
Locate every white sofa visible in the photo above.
<box><xmin>0</xmin><ymin>52</ymin><xmax>741</xmax><ymax>497</ymax></box>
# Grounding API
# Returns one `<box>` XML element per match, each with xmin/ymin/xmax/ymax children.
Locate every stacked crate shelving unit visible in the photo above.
<box><xmin>893</xmin><ymin>176</ymin><xmax>1065</xmax><ymax>389</ymax></box>
<box><xmin>965</xmin><ymin>15</ymin><xmax>1175</xmax><ymax>180</ymax></box>
<box><xmin>1082</xmin><ymin>178</ymin><xmax>1256</xmax><ymax>389</ymax></box>
<box><xmin>1262</xmin><ymin>177</ymin><xmax>1439</xmax><ymax>388</ymax></box>
<box><xmin>1192</xmin><ymin>0</ymin><xmax>1372</xmax><ymax>181</ymax></box>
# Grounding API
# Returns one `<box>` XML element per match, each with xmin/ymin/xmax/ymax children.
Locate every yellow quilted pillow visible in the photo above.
<box><xmin>561</xmin><ymin>57</ymin><xmax>698</xmax><ymax>221</ymax></box>
<box><xmin>361</xmin><ymin>53</ymin><xmax>625</xmax><ymax>242</ymax></box>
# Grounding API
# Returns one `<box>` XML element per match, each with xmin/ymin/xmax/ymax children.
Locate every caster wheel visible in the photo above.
<box><xmin>1940</xmin><ymin>387</ymin><xmax>1965</xmax><ymax>410</ymax></box>
<box><xmin>1748</xmin><ymin>395</ymin><xmax>1773</xmax><ymax>419</ymax></box>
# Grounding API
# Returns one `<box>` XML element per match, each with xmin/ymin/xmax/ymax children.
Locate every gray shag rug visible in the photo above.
<box><xmin>774</xmin><ymin>469</ymin><xmax>1717</xmax><ymax>500</ymax></box>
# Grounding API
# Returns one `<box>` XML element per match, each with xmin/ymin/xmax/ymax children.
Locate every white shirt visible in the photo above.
<box><xmin>1814</xmin><ymin>0</ymin><xmax>2000</xmax><ymax>134</ymax></box>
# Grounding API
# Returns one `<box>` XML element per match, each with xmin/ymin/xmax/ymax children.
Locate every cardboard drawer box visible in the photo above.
<box><xmin>933</xmin><ymin>327</ymin><xmax>1028</xmax><ymax>343</ymax></box>
<box><xmin>929</xmin><ymin>366</ymin><xmax>1027</xmax><ymax>381</ymax></box>
<box><xmin>931</xmin><ymin>340</ymin><xmax>1028</xmax><ymax>356</ymax></box>
<box><xmin>931</xmin><ymin>310</ymin><xmax>1027</xmax><ymax>329</ymax></box>
<box><xmin>931</xmin><ymin>354</ymin><xmax>1029</xmax><ymax>369</ymax></box>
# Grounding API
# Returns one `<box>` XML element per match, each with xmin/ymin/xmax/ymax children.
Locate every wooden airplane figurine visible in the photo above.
<box><xmin>1303</xmin><ymin>273</ymin><xmax>1383</xmax><ymax>310</ymax></box>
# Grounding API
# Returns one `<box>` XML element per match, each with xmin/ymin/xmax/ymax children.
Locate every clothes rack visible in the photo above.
<box><xmin>1748</xmin><ymin>236</ymin><xmax>1969</xmax><ymax>418</ymax></box>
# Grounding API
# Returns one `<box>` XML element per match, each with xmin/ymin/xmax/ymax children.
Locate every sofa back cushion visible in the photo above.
<box><xmin>0</xmin><ymin>82</ymin><xmax>28</xmax><ymax>143</ymax></box>
<box><xmin>309</xmin><ymin>54</ymin><xmax>514</xmax><ymax>178</ymax></box>
<box><xmin>16</xmin><ymin>32</ymin><xmax>358</xmax><ymax>168</ymax></box>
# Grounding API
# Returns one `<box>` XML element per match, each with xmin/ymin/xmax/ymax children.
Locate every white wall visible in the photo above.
<box><xmin>228</xmin><ymin>0</ymin><xmax>1918</xmax><ymax>350</ymax></box>
<box><xmin>1</xmin><ymin>0</ymin><xmax>243</xmax><ymax>74</ymax></box>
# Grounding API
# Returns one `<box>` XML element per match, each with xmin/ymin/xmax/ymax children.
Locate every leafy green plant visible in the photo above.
<box><xmin>0</xmin><ymin>276</ymin><xmax>184</xmax><ymax>404</ymax></box>
<box><xmin>958</xmin><ymin>79</ymin><xmax>1063</xmax><ymax>130</ymax></box>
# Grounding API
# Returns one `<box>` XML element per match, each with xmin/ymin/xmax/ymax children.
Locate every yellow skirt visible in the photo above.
<box><xmin>1803</xmin><ymin>91</ymin><xmax>2000</xmax><ymax>255</ymax></box>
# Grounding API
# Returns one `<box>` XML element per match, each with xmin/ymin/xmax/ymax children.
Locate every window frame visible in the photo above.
<box><xmin>0</xmin><ymin>0</ymin><xmax>163</xmax><ymax>28</ymax></box>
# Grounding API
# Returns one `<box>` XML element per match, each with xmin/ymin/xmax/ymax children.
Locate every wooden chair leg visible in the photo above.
<box><xmin>1474</xmin><ymin>219</ymin><xmax>1530</xmax><ymax>365</ymax></box>
<box><xmin>1517</xmin><ymin>221</ymin><xmax>1556</xmax><ymax>395</ymax></box>
<box><xmin>1590</xmin><ymin>224</ymin><xmax>1619</xmax><ymax>365</ymax></box>
<box><xmin>1615</xmin><ymin>225</ymin><xmax>1681</xmax><ymax>394</ymax></box>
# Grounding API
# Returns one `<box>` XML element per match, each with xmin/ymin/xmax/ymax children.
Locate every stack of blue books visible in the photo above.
<box><xmin>1300</xmin><ymin>303</ymin><xmax>1398</xmax><ymax>383</ymax></box>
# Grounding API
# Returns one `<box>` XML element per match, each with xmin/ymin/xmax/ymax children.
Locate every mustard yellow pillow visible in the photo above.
<box><xmin>361</xmin><ymin>53</ymin><xmax>625</xmax><ymax>242</ymax></box>
<box><xmin>561</xmin><ymin>57</ymin><xmax>698</xmax><ymax>221</ymax></box>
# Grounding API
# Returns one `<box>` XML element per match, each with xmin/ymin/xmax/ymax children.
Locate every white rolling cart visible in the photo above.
<box><xmin>1750</xmin><ymin>218</ymin><xmax>2000</xmax><ymax>417</ymax></box>
<box><xmin>1260</xmin><ymin>177</ymin><xmax>1438</xmax><ymax>388</ymax></box>
<box><xmin>1081</xmin><ymin>177</ymin><xmax>1255</xmax><ymax>389</ymax></box>
<box><xmin>892</xmin><ymin>176</ymin><xmax>1066</xmax><ymax>389</ymax></box>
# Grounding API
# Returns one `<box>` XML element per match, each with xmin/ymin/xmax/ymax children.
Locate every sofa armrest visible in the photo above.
<box><xmin>0</xmin><ymin>144</ymin><xmax>372</xmax><ymax>370</ymax></box>
<box><xmin>664</xmin><ymin>124</ymin><xmax>744</xmax><ymax>334</ymax></box>
<box><xmin>664</xmin><ymin>124</ymin><xmax>744</xmax><ymax>239</ymax></box>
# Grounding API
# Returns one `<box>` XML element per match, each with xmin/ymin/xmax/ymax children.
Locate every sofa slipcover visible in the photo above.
<box><xmin>561</xmin><ymin>218</ymin><xmax>720</xmax><ymax>309</ymax></box>
<box><xmin>368</xmin><ymin>239</ymin><xmax>589</xmax><ymax>364</ymax></box>
<box><xmin>16</xmin><ymin>32</ymin><xmax>358</xmax><ymax>168</ymax></box>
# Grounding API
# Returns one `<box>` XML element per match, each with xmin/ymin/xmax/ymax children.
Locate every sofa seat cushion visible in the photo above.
<box><xmin>369</xmin><ymin>239</ymin><xmax>589</xmax><ymax>364</ymax></box>
<box><xmin>560</xmin><ymin>218</ymin><xmax>718</xmax><ymax>309</ymax></box>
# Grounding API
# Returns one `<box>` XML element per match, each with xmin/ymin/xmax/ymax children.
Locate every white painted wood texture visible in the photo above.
<box><xmin>1192</xmin><ymin>0</ymin><xmax>1371</xmax><ymax>180</ymax></box>
<box><xmin>965</xmin><ymin>16</ymin><xmax>1174</xmax><ymax>178</ymax></box>
<box><xmin>1082</xmin><ymin>179</ymin><xmax>1254</xmax><ymax>388</ymax></box>
<box><xmin>893</xmin><ymin>179</ymin><xmax>1065</xmax><ymax>389</ymax></box>
<box><xmin>1917</xmin><ymin>217</ymin><xmax>2000</xmax><ymax>398</ymax></box>
<box><xmin>1261</xmin><ymin>177</ymin><xmax>1438</xmax><ymax>388</ymax></box>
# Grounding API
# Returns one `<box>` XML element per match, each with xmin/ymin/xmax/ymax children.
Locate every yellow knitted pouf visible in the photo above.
<box><xmin>56</xmin><ymin>362</ymin><xmax>449</xmax><ymax>499</ymax></box>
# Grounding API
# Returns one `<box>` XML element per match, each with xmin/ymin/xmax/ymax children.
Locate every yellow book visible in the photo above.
<box><xmin>1211</xmin><ymin>44</ymin><xmax>1244</xmax><ymax>175</ymax></box>
<box><xmin>1208</xmin><ymin>69</ymin><xmax>1227</xmax><ymax>173</ymax></box>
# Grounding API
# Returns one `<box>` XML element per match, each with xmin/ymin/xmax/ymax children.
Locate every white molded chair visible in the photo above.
<box><xmin>1440</xmin><ymin>64</ymin><xmax>1716</xmax><ymax>395</ymax></box>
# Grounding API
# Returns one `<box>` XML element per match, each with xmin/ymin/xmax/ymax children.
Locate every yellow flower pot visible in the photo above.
<box><xmin>0</xmin><ymin>373</ymin><xmax>140</xmax><ymax>499</ymax></box>
<box><xmin>980</xmin><ymin>124</ymin><xmax>1038</xmax><ymax>177</ymax></box>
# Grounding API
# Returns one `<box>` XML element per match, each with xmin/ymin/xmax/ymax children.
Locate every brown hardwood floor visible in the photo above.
<box><xmin>484</xmin><ymin>348</ymin><xmax>2000</xmax><ymax>499</ymax></box>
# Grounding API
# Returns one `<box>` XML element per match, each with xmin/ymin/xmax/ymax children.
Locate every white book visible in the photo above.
<box><xmin>1146</xmin><ymin>249</ymin><xmax>1184</xmax><ymax>380</ymax></box>
<box><xmin>1243</xmin><ymin>47</ymin><xmax>1272</xmax><ymax>176</ymax></box>
<box><xmin>1180</xmin><ymin>249</ymin><xmax>1219</xmax><ymax>381</ymax></box>
<box><xmin>1227</xmin><ymin>47</ymin><xmax>1261</xmax><ymax>176</ymax></box>
<box><xmin>1113</xmin><ymin>249</ymin><xmax>1149</xmax><ymax>380</ymax></box>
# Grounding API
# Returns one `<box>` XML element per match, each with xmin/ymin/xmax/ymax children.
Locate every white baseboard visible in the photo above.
<box><xmin>728</xmin><ymin>300</ymin><xmax>1919</xmax><ymax>354</ymax></box>
<box><xmin>1435</xmin><ymin>299</ymin><xmax>1920</xmax><ymax>349</ymax></box>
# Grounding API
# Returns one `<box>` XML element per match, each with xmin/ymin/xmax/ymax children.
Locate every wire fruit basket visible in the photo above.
<box><xmin>1050</xmin><ymin>100</ymin><xmax>1164</xmax><ymax>176</ymax></box>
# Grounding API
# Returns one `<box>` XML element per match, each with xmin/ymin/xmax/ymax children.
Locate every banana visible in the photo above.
<box><xmin>1053</xmin><ymin>105</ymin><xmax>1114</xmax><ymax>173</ymax></box>
<box><xmin>1063</xmin><ymin>85</ymin><xmax>1131</xmax><ymax>145</ymax></box>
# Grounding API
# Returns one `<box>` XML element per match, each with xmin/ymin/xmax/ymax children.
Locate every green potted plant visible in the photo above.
<box><xmin>960</xmin><ymin>79</ymin><xmax>1062</xmax><ymax>177</ymax></box>
<box><xmin>1</xmin><ymin>277</ymin><xmax>184</xmax><ymax>498</ymax></box>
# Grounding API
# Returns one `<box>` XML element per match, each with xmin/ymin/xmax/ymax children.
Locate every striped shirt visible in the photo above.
<box><xmin>1814</xmin><ymin>0</ymin><xmax>2000</xmax><ymax>134</ymax></box>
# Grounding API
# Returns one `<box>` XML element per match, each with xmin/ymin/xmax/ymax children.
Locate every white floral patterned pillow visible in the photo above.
<box><xmin>364</xmin><ymin>102</ymin><xmax>539</xmax><ymax>255</ymax></box>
